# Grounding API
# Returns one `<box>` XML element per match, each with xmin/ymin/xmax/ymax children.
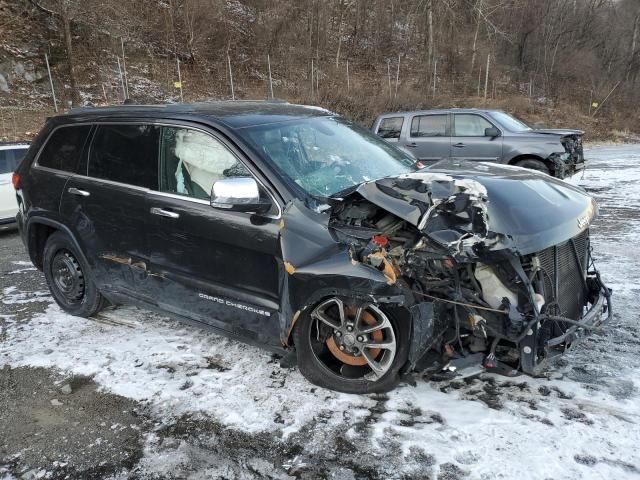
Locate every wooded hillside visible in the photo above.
<box><xmin>0</xmin><ymin>0</ymin><xmax>639</xmax><ymax>140</ymax></box>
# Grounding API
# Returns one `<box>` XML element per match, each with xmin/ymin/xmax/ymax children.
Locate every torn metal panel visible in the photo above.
<box><xmin>321</xmin><ymin>162</ymin><xmax>610</xmax><ymax>379</ymax></box>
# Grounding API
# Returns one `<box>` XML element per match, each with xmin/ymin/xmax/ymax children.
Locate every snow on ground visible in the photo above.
<box><xmin>1</xmin><ymin>145</ymin><xmax>640</xmax><ymax>479</ymax></box>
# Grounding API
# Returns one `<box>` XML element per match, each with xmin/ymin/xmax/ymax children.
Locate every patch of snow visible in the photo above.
<box><xmin>0</xmin><ymin>304</ymin><xmax>372</xmax><ymax>435</ymax></box>
<box><xmin>1</xmin><ymin>287</ymin><xmax>50</xmax><ymax>304</ymax></box>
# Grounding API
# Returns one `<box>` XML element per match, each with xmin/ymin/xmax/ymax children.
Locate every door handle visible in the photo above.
<box><xmin>150</xmin><ymin>207</ymin><xmax>180</xmax><ymax>219</ymax></box>
<box><xmin>68</xmin><ymin>187</ymin><xmax>90</xmax><ymax>197</ymax></box>
<box><xmin>453</xmin><ymin>143</ymin><xmax>465</xmax><ymax>148</ymax></box>
<box><xmin>0</xmin><ymin>180</ymin><xmax>9</xmax><ymax>185</ymax></box>
<box><xmin>405</xmin><ymin>143</ymin><xmax>418</xmax><ymax>148</ymax></box>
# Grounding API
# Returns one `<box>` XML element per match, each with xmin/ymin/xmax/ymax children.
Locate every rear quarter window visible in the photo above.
<box><xmin>37</xmin><ymin>125</ymin><xmax>92</xmax><ymax>172</ymax></box>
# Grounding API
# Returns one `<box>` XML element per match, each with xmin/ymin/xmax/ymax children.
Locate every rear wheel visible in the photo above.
<box><xmin>43</xmin><ymin>232</ymin><xmax>106</xmax><ymax>317</ymax></box>
<box><xmin>515</xmin><ymin>158</ymin><xmax>550</xmax><ymax>175</ymax></box>
<box><xmin>294</xmin><ymin>297</ymin><xmax>408</xmax><ymax>393</ymax></box>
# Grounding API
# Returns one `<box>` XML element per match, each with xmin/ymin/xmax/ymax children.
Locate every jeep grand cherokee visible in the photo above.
<box><xmin>13</xmin><ymin>102</ymin><xmax>611</xmax><ymax>393</ymax></box>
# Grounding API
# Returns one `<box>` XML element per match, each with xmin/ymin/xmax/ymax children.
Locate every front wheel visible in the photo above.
<box><xmin>515</xmin><ymin>158</ymin><xmax>551</xmax><ymax>175</ymax></box>
<box><xmin>294</xmin><ymin>297</ymin><xmax>409</xmax><ymax>394</ymax></box>
<box><xmin>43</xmin><ymin>231</ymin><xmax>107</xmax><ymax>317</ymax></box>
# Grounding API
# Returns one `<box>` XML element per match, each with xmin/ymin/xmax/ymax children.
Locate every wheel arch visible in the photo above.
<box><xmin>27</xmin><ymin>218</ymin><xmax>89</xmax><ymax>271</ymax></box>
<box><xmin>508</xmin><ymin>154</ymin><xmax>554</xmax><ymax>172</ymax></box>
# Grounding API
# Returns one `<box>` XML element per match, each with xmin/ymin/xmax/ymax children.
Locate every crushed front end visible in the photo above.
<box><xmin>548</xmin><ymin>132</ymin><xmax>586</xmax><ymax>178</ymax></box>
<box><xmin>329</xmin><ymin>163</ymin><xmax>611</xmax><ymax>378</ymax></box>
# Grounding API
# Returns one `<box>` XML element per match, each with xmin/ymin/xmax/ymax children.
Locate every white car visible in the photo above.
<box><xmin>0</xmin><ymin>143</ymin><xmax>29</xmax><ymax>229</ymax></box>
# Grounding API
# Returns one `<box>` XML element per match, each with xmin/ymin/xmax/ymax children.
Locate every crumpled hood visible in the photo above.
<box><xmin>346</xmin><ymin>160</ymin><xmax>596</xmax><ymax>256</ymax></box>
<box><xmin>530</xmin><ymin>128</ymin><xmax>584</xmax><ymax>137</ymax></box>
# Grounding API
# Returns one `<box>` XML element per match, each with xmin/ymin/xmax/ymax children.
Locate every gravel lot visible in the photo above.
<box><xmin>1</xmin><ymin>145</ymin><xmax>639</xmax><ymax>480</ymax></box>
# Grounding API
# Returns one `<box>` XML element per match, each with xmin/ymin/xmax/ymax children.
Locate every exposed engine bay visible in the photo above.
<box><xmin>327</xmin><ymin>168</ymin><xmax>611</xmax><ymax>378</ymax></box>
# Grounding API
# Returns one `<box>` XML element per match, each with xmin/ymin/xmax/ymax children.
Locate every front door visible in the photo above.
<box><xmin>145</xmin><ymin>125</ymin><xmax>282</xmax><ymax>346</ymax></box>
<box><xmin>60</xmin><ymin>124</ymin><xmax>160</xmax><ymax>298</ymax></box>
<box><xmin>451</xmin><ymin>113</ymin><xmax>503</xmax><ymax>161</ymax></box>
<box><xmin>404</xmin><ymin>113</ymin><xmax>450</xmax><ymax>164</ymax></box>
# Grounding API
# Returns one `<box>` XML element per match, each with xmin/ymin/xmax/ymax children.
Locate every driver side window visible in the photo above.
<box><xmin>160</xmin><ymin>127</ymin><xmax>250</xmax><ymax>200</ymax></box>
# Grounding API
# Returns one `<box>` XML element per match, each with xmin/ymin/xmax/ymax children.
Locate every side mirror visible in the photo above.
<box><xmin>211</xmin><ymin>177</ymin><xmax>271</xmax><ymax>213</ymax></box>
<box><xmin>485</xmin><ymin>127</ymin><xmax>501</xmax><ymax>138</ymax></box>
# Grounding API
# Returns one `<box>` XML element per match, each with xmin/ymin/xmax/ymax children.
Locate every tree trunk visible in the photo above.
<box><xmin>59</xmin><ymin>0</ymin><xmax>78</xmax><ymax>106</ymax></box>
<box><xmin>425</xmin><ymin>0</ymin><xmax>433</xmax><ymax>88</ymax></box>
<box><xmin>335</xmin><ymin>0</ymin><xmax>345</xmax><ymax>68</ymax></box>
<box><xmin>626</xmin><ymin>12</ymin><xmax>639</xmax><ymax>81</ymax></box>
<box><xmin>470</xmin><ymin>0</ymin><xmax>482</xmax><ymax>74</ymax></box>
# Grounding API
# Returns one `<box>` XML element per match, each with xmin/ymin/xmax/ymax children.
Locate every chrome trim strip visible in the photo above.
<box><xmin>72</xmin><ymin>174</ymin><xmax>150</xmax><ymax>192</ymax></box>
<box><xmin>31</xmin><ymin>165</ymin><xmax>74</xmax><ymax>177</ymax></box>
<box><xmin>147</xmin><ymin>189</ymin><xmax>211</xmax><ymax>205</ymax></box>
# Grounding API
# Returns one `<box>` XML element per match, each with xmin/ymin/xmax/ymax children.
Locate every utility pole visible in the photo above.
<box><xmin>484</xmin><ymin>54</ymin><xmax>490</xmax><ymax>100</ymax></box>
<box><xmin>227</xmin><ymin>54</ymin><xmax>235</xmax><ymax>100</ymax></box>
<box><xmin>117</xmin><ymin>57</ymin><xmax>126</xmax><ymax>101</ymax></box>
<box><xmin>44</xmin><ymin>53</ymin><xmax>58</xmax><ymax>112</ymax></box>
<box><xmin>121</xmin><ymin>38</ymin><xmax>129</xmax><ymax>99</ymax></box>
<box><xmin>395</xmin><ymin>54</ymin><xmax>400</xmax><ymax>98</ymax></box>
<box><xmin>346</xmin><ymin>60</ymin><xmax>350</xmax><ymax>91</ymax></box>
<box><xmin>267</xmin><ymin>54</ymin><xmax>274</xmax><ymax>99</ymax></box>
<box><xmin>432</xmin><ymin>59</ymin><xmax>437</xmax><ymax>98</ymax></box>
<box><xmin>176</xmin><ymin>57</ymin><xmax>184</xmax><ymax>102</ymax></box>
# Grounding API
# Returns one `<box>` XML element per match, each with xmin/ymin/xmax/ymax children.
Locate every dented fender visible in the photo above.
<box><xmin>278</xmin><ymin>200</ymin><xmax>406</xmax><ymax>346</ymax></box>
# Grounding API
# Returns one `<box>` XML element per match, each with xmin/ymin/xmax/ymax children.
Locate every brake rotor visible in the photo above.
<box><xmin>326</xmin><ymin>307</ymin><xmax>383</xmax><ymax>366</ymax></box>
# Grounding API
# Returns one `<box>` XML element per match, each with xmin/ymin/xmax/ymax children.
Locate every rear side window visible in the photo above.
<box><xmin>410</xmin><ymin>115</ymin><xmax>447</xmax><ymax>137</ymax></box>
<box><xmin>377</xmin><ymin>117</ymin><xmax>404</xmax><ymax>139</ymax></box>
<box><xmin>38</xmin><ymin>126</ymin><xmax>91</xmax><ymax>172</ymax></box>
<box><xmin>88</xmin><ymin>124</ymin><xmax>160</xmax><ymax>189</ymax></box>
<box><xmin>0</xmin><ymin>148</ymin><xmax>26</xmax><ymax>174</ymax></box>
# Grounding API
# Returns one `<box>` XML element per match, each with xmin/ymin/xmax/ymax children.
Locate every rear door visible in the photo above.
<box><xmin>451</xmin><ymin>113</ymin><xmax>503</xmax><ymax>161</ymax></box>
<box><xmin>0</xmin><ymin>147</ymin><xmax>26</xmax><ymax>221</ymax></box>
<box><xmin>404</xmin><ymin>113</ymin><xmax>450</xmax><ymax>164</ymax></box>
<box><xmin>60</xmin><ymin>123</ymin><xmax>159</xmax><ymax>298</ymax></box>
<box><xmin>145</xmin><ymin>124</ymin><xmax>282</xmax><ymax>346</ymax></box>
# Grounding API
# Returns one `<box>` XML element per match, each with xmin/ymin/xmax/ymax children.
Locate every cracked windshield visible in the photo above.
<box><xmin>242</xmin><ymin>117</ymin><xmax>416</xmax><ymax>197</ymax></box>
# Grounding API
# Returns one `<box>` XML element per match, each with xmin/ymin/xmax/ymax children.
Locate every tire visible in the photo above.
<box><xmin>294</xmin><ymin>297</ymin><xmax>409</xmax><ymax>394</ymax></box>
<box><xmin>43</xmin><ymin>231</ymin><xmax>107</xmax><ymax>317</ymax></box>
<box><xmin>515</xmin><ymin>158</ymin><xmax>551</xmax><ymax>175</ymax></box>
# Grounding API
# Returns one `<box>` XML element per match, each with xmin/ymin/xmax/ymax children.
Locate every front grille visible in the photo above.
<box><xmin>535</xmin><ymin>230</ymin><xmax>589</xmax><ymax>320</ymax></box>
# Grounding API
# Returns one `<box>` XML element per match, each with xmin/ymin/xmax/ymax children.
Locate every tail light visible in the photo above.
<box><xmin>12</xmin><ymin>172</ymin><xmax>20</xmax><ymax>190</ymax></box>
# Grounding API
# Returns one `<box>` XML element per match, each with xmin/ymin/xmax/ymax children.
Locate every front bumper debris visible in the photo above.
<box><xmin>549</xmin><ymin>152</ymin><xmax>586</xmax><ymax>179</ymax></box>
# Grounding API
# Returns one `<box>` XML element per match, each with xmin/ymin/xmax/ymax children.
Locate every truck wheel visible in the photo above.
<box><xmin>294</xmin><ymin>297</ymin><xmax>409</xmax><ymax>393</ymax></box>
<box><xmin>515</xmin><ymin>158</ymin><xmax>550</xmax><ymax>175</ymax></box>
<box><xmin>43</xmin><ymin>231</ymin><xmax>107</xmax><ymax>317</ymax></box>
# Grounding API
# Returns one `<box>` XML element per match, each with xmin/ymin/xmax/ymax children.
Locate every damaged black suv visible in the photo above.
<box><xmin>14</xmin><ymin>102</ymin><xmax>611</xmax><ymax>393</ymax></box>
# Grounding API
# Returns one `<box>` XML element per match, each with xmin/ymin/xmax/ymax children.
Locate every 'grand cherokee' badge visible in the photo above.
<box><xmin>577</xmin><ymin>214</ymin><xmax>590</xmax><ymax>229</ymax></box>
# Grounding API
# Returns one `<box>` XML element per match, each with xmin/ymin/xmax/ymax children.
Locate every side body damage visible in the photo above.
<box><xmin>281</xmin><ymin>161</ymin><xmax>611</xmax><ymax>377</ymax></box>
